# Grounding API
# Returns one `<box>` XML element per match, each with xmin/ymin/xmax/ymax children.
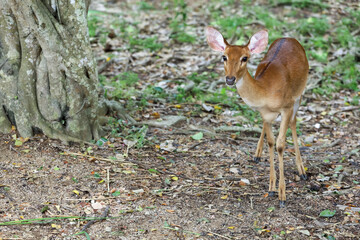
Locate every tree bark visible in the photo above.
<box><xmin>0</xmin><ymin>0</ymin><xmax>100</xmax><ymax>142</ymax></box>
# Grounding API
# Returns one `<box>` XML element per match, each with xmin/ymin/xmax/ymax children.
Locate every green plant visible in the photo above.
<box><xmin>107</xmin><ymin>72</ymin><xmax>140</xmax><ymax>100</ymax></box>
<box><xmin>270</xmin><ymin>0</ymin><xmax>328</xmax><ymax>11</ymax></box>
<box><xmin>107</xmin><ymin>118</ymin><xmax>148</xmax><ymax>148</ymax></box>
<box><xmin>129</xmin><ymin>36</ymin><xmax>163</xmax><ymax>52</ymax></box>
<box><xmin>114</xmin><ymin>72</ymin><xmax>139</xmax><ymax>87</ymax></box>
<box><xmin>138</xmin><ymin>1</ymin><xmax>155</xmax><ymax>10</ymax></box>
<box><xmin>298</xmin><ymin>17</ymin><xmax>329</xmax><ymax>35</ymax></box>
<box><xmin>213</xmin><ymin>16</ymin><xmax>251</xmax><ymax>40</ymax></box>
<box><xmin>169</xmin><ymin>0</ymin><xmax>196</xmax><ymax>43</ymax></box>
<box><xmin>187</xmin><ymin>72</ymin><xmax>219</xmax><ymax>84</ymax></box>
<box><xmin>87</xmin><ymin>10</ymin><xmax>105</xmax><ymax>37</ymax></box>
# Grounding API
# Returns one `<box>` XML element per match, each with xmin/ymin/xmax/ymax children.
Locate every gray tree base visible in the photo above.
<box><xmin>0</xmin><ymin>0</ymin><xmax>100</xmax><ymax>143</ymax></box>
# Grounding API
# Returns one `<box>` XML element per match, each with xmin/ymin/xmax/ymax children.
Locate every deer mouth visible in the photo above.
<box><xmin>226</xmin><ymin>78</ymin><xmax>235</xmax><ymax>86</ymax></box>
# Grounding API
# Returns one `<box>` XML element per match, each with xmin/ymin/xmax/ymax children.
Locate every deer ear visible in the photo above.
<box><xmin>248</xmin><ymin>30</ymin><xmax>268</xmax><ymax>54</ymax></box>
<box><xmin>205</xmin><ymin>26</ymin><xmax>227</xmax><ymax>52</ymax></box>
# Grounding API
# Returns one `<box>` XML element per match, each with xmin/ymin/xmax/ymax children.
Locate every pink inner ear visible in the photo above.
<box><xmin>248</xmin><ymin>30</ymin><xmax>268</xmax><ymax>54</ymax></box>
<box><xmin>206</xmin><ymin>27</ymin><xmax>226</xmax><ymax>52</ymax></box>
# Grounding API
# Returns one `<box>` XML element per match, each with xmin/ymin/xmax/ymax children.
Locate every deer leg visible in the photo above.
<box><xmin>276</xmin><ymin>110</ymin><xmax>292</xmax><ymax>207</ymax></box>
<box><xmin>264</xmin><ymin>122</ymin><xmax>276</xmax><ymax>196</ymax></box>
<box><xmin>254</xmin><ymin>123</ymin><xmax>266</xmax><ymax>163</ymax></box>
<box><xmin>290</xmin><ymin>117</ymin><xmax>307</xmax><ymax>180</ymax></box>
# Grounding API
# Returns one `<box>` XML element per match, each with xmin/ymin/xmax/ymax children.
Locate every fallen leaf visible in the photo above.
<box><xmin>221</xmin><ymin>195</ymin><xmax>228</xmax><ymax>199</ymax></box>
<box><xmin>91</xmin><ymin>201</ymin><xmax>104</xmax><ymax>210</ymax></box>
<box><xmin>320</xmin><ymin>209</ymin><xmax>336</xmax><ymax>217</ymax></box>
<box><xmin>51</xmin><ymin>224</ymin><xmax>61</xmax><ymax>229</ymax></box>
<box><xmin>191</xmin><ymin>132</ymin><xmax>203</xmax><ymax>140</ymax></box>
<box><xmin>298</xmin><ymin>229</ymin><xmax>310</xmax><ymax>236</ymax></box>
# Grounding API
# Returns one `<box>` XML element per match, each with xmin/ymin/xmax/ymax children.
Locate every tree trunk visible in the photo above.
<box><xmin>0</xmin><ymin>0</ymin><xmax>100</xmax><ymax>142</ymax></box>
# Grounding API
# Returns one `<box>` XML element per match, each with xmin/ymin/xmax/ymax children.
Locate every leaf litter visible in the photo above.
<box><xmin>0</xmin><ymin>0</ymin><xmax>359</xmax><ymax>239</ymax></box>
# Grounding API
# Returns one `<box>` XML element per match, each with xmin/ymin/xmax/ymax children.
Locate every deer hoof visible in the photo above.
<box><xmin>253</xmin><ymin>157</ymin><xmax>261</xmax><ymax>163</ymax></box>
<box><xmin>279</xmin><ymin>201</ymin><xmax>286</xmax><ymax>208</ymax></box>
<box><xmin>268</xmin><ymin>191</ymin><xmax>276</xmax><ymax>197</ymax></box>
<box><xmin>300</xmin><ymin>174</ymin><xmax>307</xmax><ymax>181</ymax></box>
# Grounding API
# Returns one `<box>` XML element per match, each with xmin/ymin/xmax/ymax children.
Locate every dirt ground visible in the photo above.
<box><xmin>1</xmin><ymin>103</ymin><xmax>359</xmax><ymax>240</ymax></box>
<box><xmin>1</xmin><ymin>0</ymin><xmax>360</xmax><ymax>239</ymax></box>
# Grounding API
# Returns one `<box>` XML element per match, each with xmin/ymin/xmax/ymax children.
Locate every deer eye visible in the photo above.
<box><xmin>242</xmin><ymin>56</ymin><xmax>248</xmax><ymax>62</ymax></box>
<box><xmin>222</xmin><ymin>55</ymin><xmax>227</xmax><ymax>61</ymax></box>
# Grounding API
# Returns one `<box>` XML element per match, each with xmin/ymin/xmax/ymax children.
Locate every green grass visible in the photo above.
<box><xmin>107</xmin><ymin>118</ymin><xmax>148</xmax><ymax>148</ymax></box>
<box><xmin>297</xmin><ymin>17</ymin><xmax>329</xmax><ymax>36</ymax></box>
<box><xmin>88</xmin><ymin>0</ymin><xmax>360</xmax><ymax>130</ymax></box>
<box><xmin>138</xmin><ymin>1</ymin><xmax>155</xmax><ymax>10</ymax></box>
<box><xmin>88</xmin><ymin>10</ymin><xmax>108</xmax><ymax>38</ymax></box>
<box><xmin>270</xmin><ymin>0</ymin><xmax>329</xmax><ymax>11</ymax></box>
<box><xmin>168</xmin><ymin>0</ymin><xmax>196</xmax><ymax>43</ymax></box>
<box><xmin>129</xmin><ymin>36</ymin><xmax>163</xmax><ymax>52</ymax></box>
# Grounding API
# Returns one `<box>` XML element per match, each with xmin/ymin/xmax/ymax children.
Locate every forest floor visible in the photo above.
<box><xmin>1</xmin><ymin>0</ymin><xmax>359</xmax><ymax>239</ymax></box>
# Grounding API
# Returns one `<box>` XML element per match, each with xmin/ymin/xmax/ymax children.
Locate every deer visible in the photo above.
<box><xmin>205</xmin><ymin>26</ymin><xmax>309</xmax><ymax>207</ymax></box>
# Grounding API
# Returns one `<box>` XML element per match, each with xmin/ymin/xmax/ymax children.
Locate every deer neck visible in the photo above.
<box><xmin>235</xmin><ymin>71</ymin><xmax>265</xmax><ymax>109</ymax></box>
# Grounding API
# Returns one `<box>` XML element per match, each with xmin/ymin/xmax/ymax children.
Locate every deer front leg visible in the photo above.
<box><xmin>254</xmin><ymin>123</ymin><xmax>266</xmax><ymax>163</ymax></box>
<box><xmin>276</xmin><ymin>110</ymin><xmax>292</xmax><ymax>207</ymax></box>
<box><xmin>264</xmin><ymin>122</ymin><xmax>276</xmax><ymax>196</ymax></box>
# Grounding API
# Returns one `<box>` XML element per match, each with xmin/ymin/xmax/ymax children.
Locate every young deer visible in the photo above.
<box><xmin>205</xmin><ymin>27</ymin><xmax>309</xmax><ymax>207</ymax></box>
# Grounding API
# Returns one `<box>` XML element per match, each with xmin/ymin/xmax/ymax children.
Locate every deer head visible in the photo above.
<box><xmin>205</xmin><ymin>26</ymin><xmax>268</xmax><ymax>86</ymax></box>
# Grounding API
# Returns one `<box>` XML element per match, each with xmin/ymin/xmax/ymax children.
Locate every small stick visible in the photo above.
<box><xmin>107</xmin><ymin>168</ymin><xmax>110</xmax><ymax>193</ymax></box>
<box><xmin>0</xmin><ymin>58</ymin><xmax>8</xmax><ymax>70</ymax></box>
<box><xmin>63</xmin><ymin>151</ymin><xmax>135</xmax><ymax>165</ymax></box>
<box><xmin>250</xmin><ymin>197</ymin><xmax>253</xmax><ymax>209</ymax></box>
<box><xmin>81</xmin><ymin>205</ymin><xmax>110</xmax><ymax>232</ymax></box>
<box><xmin>207</xmin><ymin>231</ymin><xmax>232</xmax><ymax>240</ymax></box>
<box><xmin>63</xmin><ymin>151</ymin><xmax>114</xmax><ymax>163</ymax></box>
<box><xmin>314</xmin><ymin>139</ymin><xmax>341</xmax><ymax>149</ymax></box>
<box><xmin>65</xmin><ymin>197</ymin><xmax>116</xmax><ymax>201</ymax></box>
<box><xmin>337</xmin><ymin>174</ymin><xmax>344</xmax><ymax>187</ymax></box>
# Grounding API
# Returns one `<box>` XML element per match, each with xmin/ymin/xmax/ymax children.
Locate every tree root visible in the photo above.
<box><xmin>81</xmin><ymin>205</ymin><xmax>110</xmax><ymax>232</ymax></box>
<box><xmin>103</xmin><ymin>100</ymin><xmax>136</xmax><ymax>124</ymax></box>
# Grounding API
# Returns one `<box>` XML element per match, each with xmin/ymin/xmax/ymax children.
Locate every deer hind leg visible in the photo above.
<box><xmin>276</xmin><ymin>110</ymin><xmax>292</xmax><ymax>207</ymax></box>
<box><xmin>254</xmin><ymin>123</ymin><xmax>266</xmax><ymax>163</ymax></box>
<box><xmin>263</xmin><ymin>122</ymin><xmax>276</xmax><ymax>196</ymax></box>
<box><xmin>290</xmin><ymin>114</ymin><xmax>307</xmax><ymax>180</ymax></box>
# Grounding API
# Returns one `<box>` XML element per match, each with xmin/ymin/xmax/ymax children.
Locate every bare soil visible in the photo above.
<box><xmin>1</xmin><ymin>0</ymin><xmax>359</xmax><ymax>239</ymax></box>
<box><xmin>1</xmin><ymin>106</ymin><xmax>359</xmax><ymax>239</ymax></box>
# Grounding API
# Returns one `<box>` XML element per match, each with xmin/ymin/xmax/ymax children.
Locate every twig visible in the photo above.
<box><xmin>0</xmin><ymin>58</ymin><xmax>8</xmax><ymax>70</ymax></box>
<box><xmin>208</xmin><ymin>79</ymin><xmax>223</xmax><ymax>92</ymax></box>
<box><xmin>314</xmin><ymin>139</ymin><xmax>341</xmax><ymax>149</ymax></box>
<box><xmin>98</xmin><ymin>58</ymin><xmax>115</xmax><ymax>73</ymax></box>
<box><xmin>107</xmin><ymin>168</ymin><xmax>110</xmax><ymax>193</ymax></box>
<box><xmin>330</xmin><ymin>106</ymin><xmax>360</xmax><ymax>115</ymax></box>
<box><xmin>63</xmin><ymin>151</ymin><xmax>135</xmax><ymax>165</ymax></box>
<box><xmin>124</xmin><ymin>54</ymin><xmax>133</xmax><ymax>72</ymax></box>
<box><xmin>1</xmin><ymin>238</ymin><xmax>23</xmax><ymax>240</ymax></box>
<box><xmin>337</xmin><ymin>174</ymin><xmax>344</xmax><ymax>187</ymax></box>
<box><xmin>207</xmin><ymin>231</ymin><xmax>232</xmax><ymax>240</ymax></box>
<box><xmin>250</xmin><ymin>197</ymin><xmax>253</xmax><ymax>209</ymax></box>
<box><xmin>188</xmin><ymin>139</ymin><xmax>210</xmax><ymax>150</ymax></box>
<box><xmin>81</xmin><ymin>205</ymin><xmax>110</xmax><ymax>232</ymax></box>
<box><xmin>65</xmin><ymin>197</ymin><xmax>116</xmax><ymax>201</ymax></box>
<box><xmin>215</xmin><ymin>125</ymin><xmax>262</xmax><ymax>134</ymax></box>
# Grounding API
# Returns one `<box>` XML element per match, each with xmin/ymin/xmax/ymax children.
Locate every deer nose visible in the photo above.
<box><xmin>226</xmin><ymin>76</ymin><xmax>236</xmax><ymax>86</ymax></box>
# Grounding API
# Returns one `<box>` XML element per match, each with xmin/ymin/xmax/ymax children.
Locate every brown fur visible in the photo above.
<box><xmin>223</xmin><ymin>35</ymin><xmax>309</xmax><ymax>205</ymax></box>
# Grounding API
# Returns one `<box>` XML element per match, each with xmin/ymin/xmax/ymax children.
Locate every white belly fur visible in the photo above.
<box><xmin>236</xmin><ymin>77</ymin><xmax>284</xmax><ymax>123</ymax></box>
<box><xmin>236</xmin><ymin>78</ymin><xmax>261</xmax><ymax>110</ymax></box>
